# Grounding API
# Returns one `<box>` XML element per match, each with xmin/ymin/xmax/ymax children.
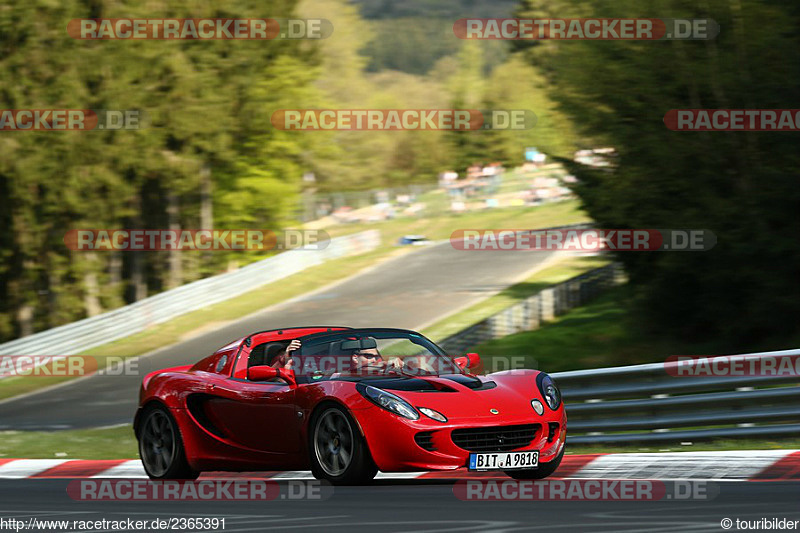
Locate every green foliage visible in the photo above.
<box><xmin>517</xmin><ymin>0</ymin><xmax>800</xmax><ymax>347</ymax></box>
<box><xmin>483</xmin><ymin>55</ymin><xmax>577</xmax><ymax>161</ymax></box>
<box><xmin>296</xmin><ymin>0</ymin><xmax>458</xmax><ymax>191</ymax></box>
<box><xmin>0</xmin><ymin>0</ymin><xmax>583</xmax><ymax>342</ymax></box>
<box><xmin>0</xmin><ymin>0</ymin><xmax>316</xmax><ymax>339</ymax></box>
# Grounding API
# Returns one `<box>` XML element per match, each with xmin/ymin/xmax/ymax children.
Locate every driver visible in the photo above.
<box><xmin>350</xmin><ymin>339</ymin><xmax>403</xmax><ymax>372</ymax></box>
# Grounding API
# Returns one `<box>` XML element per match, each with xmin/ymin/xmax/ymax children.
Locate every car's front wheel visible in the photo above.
<box><xmin>137</xmin><ymin>404</ymin><xmax>199</xmax><ymax>480</ymax></box>
<box><xmin>309</xmin><ymin>404</ymin><xmax>377</xmax><ymax>485</ymax></box>
<box><xmin>505</xmin><ymin>445</ymin><xmax>565</xmax><ymax>480</ymax></box>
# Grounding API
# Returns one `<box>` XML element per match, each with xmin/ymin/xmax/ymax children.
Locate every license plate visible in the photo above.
<box><xmin>468</xmin><ymin>451</ymin><xmax>539</xmax><ymax>471</ymax></box>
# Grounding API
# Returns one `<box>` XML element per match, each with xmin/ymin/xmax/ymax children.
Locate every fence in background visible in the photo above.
<box><xmin>0</xmin><ymin>230</ymin><xmax>380</xmax><ymax>357</ymax></box>
<box><xmin>298</xmin><ymin>183</ymin><xmax>439</xmax><ymax>222</ymax></box>
<box><xmin>553</xmin><ymin>349</ymin><xmax>800</xmax><ymax>443</ymax></box>
<box><xmin>435</xmin><ymin>257</ymin><xmax>798</xmax><ymax>443</ymax></box>
<box><xmin>438</xmin><ymin>262</ymin><xmax>624</xmax><ymax>354</ymax></box>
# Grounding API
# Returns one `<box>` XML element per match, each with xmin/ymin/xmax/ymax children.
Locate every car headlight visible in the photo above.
<box><xmin>536</xmin><ymin>373</ymin><xmax>561</xmax><ymax>410</ymax></box>
<box><xmin>360</xmin><ymin>385</ymin><xmax>420</xmax><ymax>420</ymax></box>
<box><xmin>419</xmin><ymin>407</ymin><xmax>447</xmax><ymax>422</ymax></box>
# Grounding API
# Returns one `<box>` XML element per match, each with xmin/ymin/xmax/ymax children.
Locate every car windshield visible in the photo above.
<box><xmin>291</xmin><ymin>329</ymin><xmax>458</xmax><ymax>383</ymax></box>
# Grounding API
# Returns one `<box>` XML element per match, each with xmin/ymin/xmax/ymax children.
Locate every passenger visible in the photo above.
<box><xmin>270</xmin><ymin>339</ymin><xmax>301</xmax><ymax>370</ymax></box>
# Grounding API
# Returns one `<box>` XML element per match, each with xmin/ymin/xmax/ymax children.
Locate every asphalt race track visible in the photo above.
<box><xmin>0</xmin><ymin>479</ymin><xmax>798</xmax><ymax>532</ymax></box>
<box><xmin>0</xmin><ymin>243</ymin><xmax>558</xmax><ymax>430</ymax></box>
<box><xmin>5</xmin><ymin>244</ymin><xmax>796</xmax><ymax>533</ymax></box>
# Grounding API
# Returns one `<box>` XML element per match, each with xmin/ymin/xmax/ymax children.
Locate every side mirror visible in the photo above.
<box><xmin>248</xmin><ymin>365</ymin><xmax>296</xmax><ymax>386</ymax></box>
<box><xmin>454</xmin><ymin>353</ymin><xmax>481</xmax><ymax>370</ymax></box>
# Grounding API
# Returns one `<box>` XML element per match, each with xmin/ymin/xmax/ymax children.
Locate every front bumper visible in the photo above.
<box><xmin>355</xmin><ymin>404</ymin><xmax>567</xmax><ymax>472</ymax></box>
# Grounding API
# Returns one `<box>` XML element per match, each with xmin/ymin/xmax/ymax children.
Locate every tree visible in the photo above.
<box><xmin>0</xmin><ymin>0</ymin><xmax>317</xmax><ymax>340</ymax></box>
<box><xmin>516</xmin><ymin>0</ymin><xmax>800</xmax><ymax>347</ymax></box>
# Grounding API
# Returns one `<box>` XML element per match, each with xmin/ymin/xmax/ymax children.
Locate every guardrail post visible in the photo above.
<box><xmin>438</xmin><ymin>261</ymin><xmax>623</xmax><ymax>354</ymax></box>
<box><xmin>511</xmin><ymin>303</ymin><xmax>524</xmax><ymax>333</ymax></box>
<box><xmin>541</xmin><ymin>288</ymin><xmax>556</xmax><ymax>321</ymax></box>
<box><xmin>527</xmin><ymin>295</ymin><xmax>541</xmax><ymax>330</ymax></box>
<box><xmin>568</xmin><ymin>280</ymin><xmax>579</xmax><ymax>309</ymax></box>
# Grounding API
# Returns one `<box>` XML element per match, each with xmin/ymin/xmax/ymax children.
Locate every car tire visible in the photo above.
<box><xmin>309</xmin><ymin>403</ymin><xmax>378</xmax><ymax>485</ymax></box>
<box><xmin>137</xmin><ymin>404</ymin><xmax>199</xmax><ymax>480</ymax></box>
<box><xmin>505</xmin><ymin>445</ymin><xmax>565</xmax><ymax>480</ymax></box>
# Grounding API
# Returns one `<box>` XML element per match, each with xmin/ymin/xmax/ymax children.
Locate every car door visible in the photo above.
<box><xmin>201</xmin><ymin>373</ymin><xmax>301</xmax><ymax>454</ymax></box>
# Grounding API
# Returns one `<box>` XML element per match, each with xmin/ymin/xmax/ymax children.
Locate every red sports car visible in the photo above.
<box><xmin>134</xmin><ymin>326</ymin><xmax>567</xmax><ymax>484</ymax></box>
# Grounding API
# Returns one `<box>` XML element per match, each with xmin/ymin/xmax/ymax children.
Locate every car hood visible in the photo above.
<box><xmin>360</xmin><ymin>373</ymin><xmax>542</xmax><ymax>421</ymax></box>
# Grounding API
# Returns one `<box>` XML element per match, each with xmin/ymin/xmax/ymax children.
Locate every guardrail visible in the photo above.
<box><xmin>0</xmin><ymin>230</ymin><xmax>380</xmax><ymax>357</ymax></box>
<box><xmin>431</xmin><ymin>240</ymin><xmax>798</xmax><ymax>443</ymax></box>
<box><xmin>552</xmin><ymin>350</ymin><xmax>800</xmax><ymax>443</ymax></box>
<box><xmin>438</xmin><ymin>261</ymin><xmax>624</xmax><ymax>354</ymax></box>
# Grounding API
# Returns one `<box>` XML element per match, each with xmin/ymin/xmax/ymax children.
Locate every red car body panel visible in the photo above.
<box><xmin>135</xmin><ymin>326</ymin><xmax>567</xmax><ymax>474</ymax></box>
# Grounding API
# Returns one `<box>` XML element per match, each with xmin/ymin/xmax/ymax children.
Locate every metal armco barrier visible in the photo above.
<box><xmin>0</xmin><ymin>222</ymin><xmax>595</xmax><ymax>359</ymax></box>
<box><xmin>0</xmin><ymin>230</ymin><xmax>380</xmax><ymax>358</ymax></box>
<box><xmin>552</xmin><ymin>349</ymin><xmax>800</xmax><ymax>443</ymax></box>
<box><xmin>438</xmin><ymin>261</ymin><xmax>624</xmax><ymax>354</ymax></box>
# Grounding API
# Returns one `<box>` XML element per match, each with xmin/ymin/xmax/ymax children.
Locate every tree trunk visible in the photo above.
<box><xmin>16</xmin><ymin>302</ymin><xmax>33</xmax><ymax>338</ymax></box>
<box><xmin>166</xmin><ymin>191</ymin><xmax>182</xmax><ymax>289</ymax></box>
<box><xmin>83</xmin><ymin>253</ymin><xmax>102</xmax><ymax>317</ymax></box>
<box><xmin>131</xmin><ymin>252</ymin><xmax>147</xmax><ymax>301</ymax></box>
<box><xmin>200</xmin><ymin>164</ymin><xmax>213</xmax><ymax>229</ymax></box>
<box><xmin>109</xmin><ymin>251</ymin><xmax>122</xmax><ymax>295</ymax></box>
<box><xmin>130</xmin><ymin>192</ymin><xmax>147</xmax><ymax>302</ymax></box>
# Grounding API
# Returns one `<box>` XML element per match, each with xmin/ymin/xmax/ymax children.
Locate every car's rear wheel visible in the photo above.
<box><xmin>309</xmin><ymin>404</ymin><xmax>377</xmax><ymax>485</ymax></box>
<box><xmin>505</xmin><ymin>445</ymin><xmax>565</xmax><ymax>480</ymax></box>
<box><xmin>138</xmin><ymin>405</ymin><xmax>199</xmax><ymax>480</ymax></box>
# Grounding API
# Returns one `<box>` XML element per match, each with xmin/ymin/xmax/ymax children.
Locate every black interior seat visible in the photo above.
<box><xmin>248</xmin><ymin>342</ymin><xmax>289</xmax><ymax>368</ymax></box>
<box><xmin>248</xmin><ymin>343</ymin><xmax>267</xmax><ymax>368</ymax></box>
<box><xmin>264</xmin><ymin>343</ymin><xmax>288</xmax><ymax>366</ymax></box>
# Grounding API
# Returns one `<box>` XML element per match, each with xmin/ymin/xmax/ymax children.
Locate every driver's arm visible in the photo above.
<box><xmin>272</xmin><ymin>339</ymin><xmax>301</xmax><ymax>369</ymax></box>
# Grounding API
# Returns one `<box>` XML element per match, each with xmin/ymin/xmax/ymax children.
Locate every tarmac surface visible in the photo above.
<box><xmin>0</xmin><ymin>243</ymin><xmax>558</xmax><ymax>429</ymax></box>
<box><xmin>0</xmin><ymin>479</ymin><xmax>797</xmax><ymax>532</ymax></box>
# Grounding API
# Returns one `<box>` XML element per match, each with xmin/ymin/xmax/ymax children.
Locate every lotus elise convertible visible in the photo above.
<box><xmin>134</xmin><ymin>326</ymin><xmax>567</xmax><ymax>484</ymax></box>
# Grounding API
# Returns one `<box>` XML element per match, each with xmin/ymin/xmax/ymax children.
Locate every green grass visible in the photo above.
<box><xmin>0</xmin><ymin>426</ymin><xmax>138</xmax><ymax>460</ymax></box>
<box><xmin>0</xmin><ymin>200</ymin><xmax>590</xmax><ymax>402</ymax></box>
<box><xmin>474</xmin><ymin>285</ymin><xmax>721</xmax><ymax>373</ymax></box>
<box><xmin>1</xmin><ymin>425</ymin><xmax>795</xmax><ymax>460</ymax></box>
<box><xmin>413</xmin><ymin>188</ymin><xmax>451</xmax><ymax>214</ymax></box>
<box><xmin>0</xmin><ymin>246</ymin><xmax>408</xmax><ymax>401</ymax></box>
<box><xmin>496</xmin><ymin>164</ymin><xmax>567</xmax><ymax>195</ymax></box>
<box><xmin>325</xmin><ymin>198</ymin><xmax>589</xmax><ymax>244</ymax></box>
<box><xmin>421</xmin><ymin>254</ymin><xmax>611</xmax><ymax>343</ymax></box>
<box><xmin>474</xmin><ymin>287</ymin><xmax>800</xmax><ymax>451</ymax></box>
<box><xmin>7</xmin><ymin>207</ymin><xmax>798</xmax><ymax>457</ymax></box>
